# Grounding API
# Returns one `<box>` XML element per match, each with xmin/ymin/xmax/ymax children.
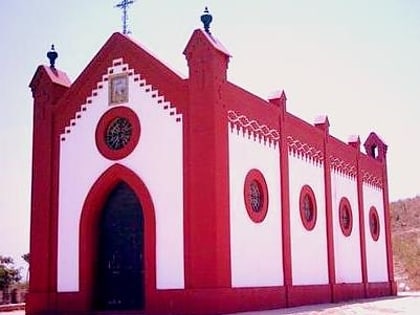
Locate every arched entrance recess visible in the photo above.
<box><xmin>79</xmin><ymin>163</ymin><xmax>156</xmax><ymax>311</ymax></box>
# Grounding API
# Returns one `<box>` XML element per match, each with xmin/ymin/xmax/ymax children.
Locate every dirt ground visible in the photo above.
<box><xmin>2</xmin><ymin>293</ymin><xmax>420</xmax><ymax>315</ymax></box>
<box><xmin>230</xmin><ymin>292</ymin><xmax>420</xmax><ymax>315</ymax></box>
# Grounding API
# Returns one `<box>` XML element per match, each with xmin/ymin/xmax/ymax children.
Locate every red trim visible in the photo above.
<box><xmin>79</xmin><ymin>164</ymin><xmax>156</xmax><ymax>312</ymax></box>
<box><xmin>27</xmin><ymin>66</ymin><xmax>69</xmax><ymax>315</ymax></box>
<box><xmin>287</xmin><ymin>285</ymin><xmax>331</xmax><ymax>307</ymax></box>
<box><xmin>381</xmin><ymin>159</ymin><xmax>397</xmax><ymax>294</ymax></box>
<box><xmin>28</xmin><ymin>30</ymin><xmax>397</xmax><ymax>315</ymax></box>
<box><xmin>243</xmin><ymin>169</ymin><xmax>269</xmax><ymax>223</ymax></box>
<box><xmin>279</xmin><ymin>106</ymin><xmax>292</xmax><ymax>306</ymax></box>
<box><xmin>299</xmin><ymin>185</ymin><xmax>317</xmax><ymax>231</ymax></box>
<box><xmin>339</xmin><ymin>197</ymin><xmax>353</xmax><ymax>237</ymax></box>
<box><xmin>54</xmin><ymin>33</ymin><xmax>188</xmax><ymax>138</ymax></box>
<box><xmin>369</xmin><ymin>206</ymin><xmax>380</xmax><ymax>241</ymax></box>
<box><xmin>183</xmin><ymin>29</ymin><xmax>231</xmax><ymax>289</ymax></box>
<box><xmin>318</xmin><ymin>122</ymin><xmax>337</xmax><ymax>302</ymax></box>
<box><xmin>44</xmin><ymin>283</ymin><xmax>397</xmax><ymax>315</ymax></box>
<box><xmin>333</xmin><ymin>283</ymin><xmax>365</xmax><ymax>302</ymax></box>
<box><xmin>366</xmin><ymin>282</ymin><xmax>394</xmax><ymax>298</ymax></box>
<box><xmin>95</xmin><ymin>106</ymin><xmax>140</xmax><ymax>160</ymax></box>
<box><xmin>354</xmin><ymin>143</ymin><xmax>369</xmax><ymax>297</ymax></box>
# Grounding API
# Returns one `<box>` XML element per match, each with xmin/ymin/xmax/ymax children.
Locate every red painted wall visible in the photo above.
<box><xmin>27</xmin><ymin>30</ymin><xmax>395</xmax><ymax>315</ymax></box>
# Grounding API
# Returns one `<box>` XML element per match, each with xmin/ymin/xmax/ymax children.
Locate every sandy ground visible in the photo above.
<box><xmin>2</xmin><ymin>293</ymin><xmax>420</xmax><ymax>314</ymax></box>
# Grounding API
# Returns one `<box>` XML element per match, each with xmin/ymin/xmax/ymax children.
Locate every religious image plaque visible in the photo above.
<box><xmin>109</xmin><ymin>74</ymin><xmax>129</xmax><ymax>105</ymax></box>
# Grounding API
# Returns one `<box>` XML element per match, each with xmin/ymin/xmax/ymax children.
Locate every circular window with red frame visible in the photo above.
<box><xmin>339</xmin><ymin>197</ymin><xmax>353</xmax><ymax>237</ymax></box>
<box><xmin>95</xmin><ymin>106</ymin><xmax>140</xmax><ymax>160</ymax></box>
<box><xmin>369</xmin><ymin>206</ymin><xmax>380</xmax><ymax>241</ymax></box>
<box><xmin>299</xmin><ymin>185</ymin><xmax>317</xmax><ymax>231</ymax></box>
<box><xmin>243</xmin><ymin>169</ymin><xmax>269</xmax><ymax>223</ymax></box>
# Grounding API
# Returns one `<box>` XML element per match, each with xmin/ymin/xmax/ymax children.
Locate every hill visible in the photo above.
<box><xmin>391</xmin><ymin>196</ymin><xmax>420</xmax><ymax>290</ymax></box>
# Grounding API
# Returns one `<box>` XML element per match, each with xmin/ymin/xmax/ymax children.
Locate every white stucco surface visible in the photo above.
<box><xmin>229</xmin><ymin>128</ymin><xmax>283</xmax><ymax>287</ymax></box>
<box><xmin>331</xmin><ymin>171</ymin><xmax>362</xmax><ymax>283</ymax></box>
<box><xmin>363</xmin><ymin>183</ymin><xmax>388</xmax><ymax>282</ymax></box>
<box><xmin>57</xmin><ymin>61</ymin><xmax>184</xmax><ymax>291</ymax></box>
<box><xmin>289</xmin><ymin>153</ymin><xmax>329</xmax><ymax>285</ymax></box>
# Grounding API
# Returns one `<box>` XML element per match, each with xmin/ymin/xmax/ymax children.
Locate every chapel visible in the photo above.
<box><xmin>27</xmin><ymin>8</ymin><xmax>396</xmax><ymax>315</ymax></box>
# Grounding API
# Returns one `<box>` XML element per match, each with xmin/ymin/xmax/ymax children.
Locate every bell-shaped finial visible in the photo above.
<box><xmin>47</xmin><ymin>44</ymin><xmax>58</xmax><ymax>69</ymax></box>
<box><xmin>200</xmin><ymin>7</ymin><xmax>213</xmax><ymax>34</ymax></box>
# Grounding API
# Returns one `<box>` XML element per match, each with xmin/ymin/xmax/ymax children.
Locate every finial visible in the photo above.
<box><xmin>47</xmin><ymin>44</ymin><xmax>58</xmax><ymax>69</ymax></box>
<box><xmin>200</xmin><ymin>6</ymin><xmax>213</xmax><ymax>34</ymax></box>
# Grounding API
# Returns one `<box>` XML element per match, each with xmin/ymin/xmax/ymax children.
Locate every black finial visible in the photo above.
<box><xmin>200</xmin><ymin>6</ymin><xmax>213</xmax><ymax>34</ymax></box>
<box><xmin>47</xmin><ymin>44</ymin><xmax>58</xmax><ymax>69</ymax></box>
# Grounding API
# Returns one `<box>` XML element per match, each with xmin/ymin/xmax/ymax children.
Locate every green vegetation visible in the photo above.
<box><xmin>0</xmin><ymin>256</ymin><xmax>21</xmax><ymax>291</ymax></box>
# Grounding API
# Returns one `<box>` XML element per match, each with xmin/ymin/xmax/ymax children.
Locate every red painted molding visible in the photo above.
<box><xmin>319</xmin><ymin>124</ymin><xmax>337</xmax><ymax>302</ymax></box>
<box><xmin>54</xmin><ymin>33</ymin><xmax>188</xmax><ymax>139</ymax></box>
<box><xmin>381</xmin><ymin>156</ymin><xmax>396</xmax><ymax>293</ymax></box>
<box><xmin>299</xmin><ymin>185</ymin><xmax>318</xmax><ymax>231</ymax></box>
<box><xmin>243</xmin><ymin>169</ymin><xmax>269</xmax><ymax>223</ymax></box>
<box><xmin>368</xmin><ymin>206</ymin><xmax>380</xmax><ymax>241</ymax></box>
<box><xmin>338</xmin><ymin>197</ymin><xmax>353</xmax><ymax>237</ymax></box>
<box><xmin>279</xmin><ymin>111</ymin><xmax>292</xmax><ymax>306</ymax></box>
<box><xmin>95</xmin><ymin>106</ymin><xmax>141</xmax><ymax>160</ymax></box>
<box><xmin>333</xmin><ymin>283</ymin><xmax>365</xmax><ymax>302</ymax></box>
<box><xmin>183</xmin><ymin>27</ymin><xmax>231</xmax><ymax>289</ymax></box>
<box><xmin>228</xmin><ymin>110</ymin><xmax>280</xmax><ymax>145</ymax></box>
<box><xmin>330</xmin><ymin>155</ymin><xmax>357</xmax><ymax>177</ymax></box>
<box><xmin>355</xmin><ymin>143</ymin><xmax>369</xmax><ymax>297</ymax></box>
<box><xmin>79</xmin><ymin>164</ymin><xmax>157</xmax><ymax>313</ymax></box>
<box><xmin>287</xmin><ymin>135</ymin><xmax>324</xmax><ymax>163</ymax></box>
<box><xmin>27</xmin><ymin>65</ymin><xmax>70</xmax><ymax>315</ymax></box>
<box><xmin>287</xmin><ymin>285</ymin><xmax>331</xmax><ymax>307</ymax></box>
<box><xmin>28</xmin><ymin>30</ymin><xmax>397</xmax><ymax>315</ymax></box>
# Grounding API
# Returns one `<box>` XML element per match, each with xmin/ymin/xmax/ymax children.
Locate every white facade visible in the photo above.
<box><xmin>331</xmin><ymin>171</ymin><xmax>362</xmax><ymax>283</ymax></box>
<box><xmin>228</xmin><ymin>128</ymin><xmax>283</xmax><ymax>287</ymax></box>
<box><xmin>363</xmin><ymin>183</ymin><xmax>388</xmax><ymax>282</ymax></box>
<box><xmin>57</xmin><ymin>60</ymin><xmax>185</xmax><ymax>292</ymax></box>
<box><xmin>289</xmin><ymin>153</ymin><xmax>329</xmax><ymax>285</ymax></box>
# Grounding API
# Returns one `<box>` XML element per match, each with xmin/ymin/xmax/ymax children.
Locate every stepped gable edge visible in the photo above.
<box><xmin>53</xmin><ymin>32</ymin><xmax>188</xmax><ymax>135</ymax></box>
<box><xmin>59</xmin><ymin>58</ymin><xmax>183</xmax><ymax>141</ymax></box>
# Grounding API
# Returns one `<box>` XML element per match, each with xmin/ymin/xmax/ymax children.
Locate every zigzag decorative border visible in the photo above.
<box><xmin>330</xmin><ymin>155</ymin><xmax>357</xmax><ymax>177</ymax></box>
<box><xmin>287</xmin><ymin>136</ymin><xmax>324</xmax><ymax>163</ymax></box>
<box><xmin>60</xmin><ymin>58</ymin><xmax>182</xmax><ymax>141</ymax></box>
<box><xmin>227</xmin><ymin>110</ymin><xmax>280</xmax><ymax>146</ymax></box>
<box><xmin>362</xmin><ymin>170</ymin><xmax>383</xmax><ymax>189</ymax></box>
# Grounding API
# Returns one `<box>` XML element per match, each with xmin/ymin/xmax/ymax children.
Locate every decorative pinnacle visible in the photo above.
<box><xmin>200</xmin><ymin>7</ymin><xmax>213</xmax><ymax>34</ymax></box>
<box><xmin>47</xmin><ymin>44</ymin><xmax>58</xmax><ymax>69</ymax></box>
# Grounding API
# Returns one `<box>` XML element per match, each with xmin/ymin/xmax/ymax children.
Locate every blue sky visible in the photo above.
<box><xmin>1</xmin><ymin>0</ymin><xmax>420</xmax><ymax>269</ymax></box>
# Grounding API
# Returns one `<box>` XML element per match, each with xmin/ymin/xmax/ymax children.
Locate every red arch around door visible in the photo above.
<box><xmin>79</xmin><ymin>163</ymin><xmax>156</xmax><ymax>311</ymax></box>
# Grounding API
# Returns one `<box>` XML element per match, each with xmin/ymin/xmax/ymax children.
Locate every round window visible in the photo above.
<box><xmin>105</xmin><ymin>117</ymin><xmax>133</xmax><ymax>150</ymax></box>
<box><xmin>244</xmin><ymin>169</ymin><xmax>269</xmax><ymax>223</ymax></box>
<box><xmin>96</xmin><ymin>106</ymin><xmax>140</xmax><ymax>160</ymax></box>
<box><xmin>299</xmin><ymin>185</ymin><xmax>317</xmax><ymax>231</ymax></box>
<box><xmin>339</xmin><ymin>197</ymin><xmax>353</xmax><ymax>237</ymax></box>
<box><xmin>369</xmin><ymin>206</ymin><xmax>380</xmax><ymax>241</ymax></box>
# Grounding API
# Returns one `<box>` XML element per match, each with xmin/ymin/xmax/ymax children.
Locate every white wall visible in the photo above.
<box><xmin>289</xmin><ymin>153</ymin><xmax>329</xmax><ymax>285</ymax></box>
<box><xmin>363</xmin><ymin>183</ymin><xmax>388</xmax><ymax>282</ymax></box>
<box><xmin>229</xmin><ymin>127</ymin><xmax>283</xmax><ymax>287</ymax></box>
<box><xmin>331</xmin><ymin>171</ymin><xmax>362</xmax><ymax>283</ymax></box>
<box><xmin>57</xmin><ymin>60</ymin><xmax>184</xmax><ymax>291</ymax></box>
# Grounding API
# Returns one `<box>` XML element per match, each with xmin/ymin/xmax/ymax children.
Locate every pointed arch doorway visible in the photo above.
<box><xmin>94</xmin><ymin>182</ymin><xmax>145</xmax><ymax>310</ymax></box>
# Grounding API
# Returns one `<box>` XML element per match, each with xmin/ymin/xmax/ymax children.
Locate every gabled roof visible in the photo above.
<box><xmin>51</xmin><ymin>32</ymin><xmax>188</xmax><ymax>133</ymax></box>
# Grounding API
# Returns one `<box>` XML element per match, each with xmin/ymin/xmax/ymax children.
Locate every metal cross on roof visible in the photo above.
<box><xmin>115</xmin><ymin>0</ymin><xmax>136</xmax><ymax>34</ymax></box>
